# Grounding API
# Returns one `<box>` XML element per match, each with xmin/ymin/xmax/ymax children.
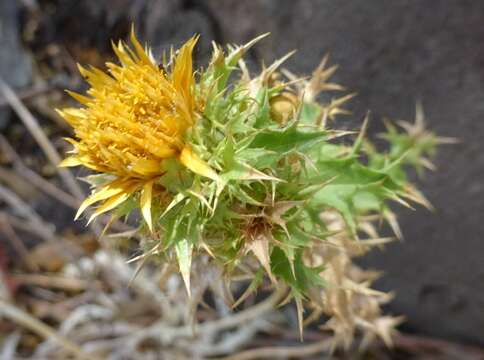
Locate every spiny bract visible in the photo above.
<box><xmin>60</xmin><ymin>30</ymin><xmax>446</xmax><ymax>349</ymax></box>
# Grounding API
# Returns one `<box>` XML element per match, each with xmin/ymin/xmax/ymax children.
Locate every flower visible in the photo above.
<box><xmin>58</xmin><ymin>29</ymin><xmax>217</xmax><ymax>230</ymax></box>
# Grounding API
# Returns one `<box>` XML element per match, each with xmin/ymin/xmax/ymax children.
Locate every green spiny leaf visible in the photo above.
<box><xmin>250</xmin><ymin>121</ymin><xmax>326</xmax><ymax>154</ymax></box>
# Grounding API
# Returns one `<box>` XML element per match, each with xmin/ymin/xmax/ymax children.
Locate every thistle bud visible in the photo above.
<box><xmin>270</xmin><ymin>91</ymin><xmax>298</xmax><ymax>124</ymax></box>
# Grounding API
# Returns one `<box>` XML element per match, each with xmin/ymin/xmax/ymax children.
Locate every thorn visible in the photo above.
<box><xmin>295</xmin><ymin>296</ymin><xmax>304</xmax><ymax>341</ymax></box>
<box><xmin>415</xmin><ymin>100</ymin><xmax>425</xmax><ymax>131</ymax></box>
<box><xmin>351</xmin><ymin>111</ymin><xmax>370</xmax><ymax>155</ymax></box>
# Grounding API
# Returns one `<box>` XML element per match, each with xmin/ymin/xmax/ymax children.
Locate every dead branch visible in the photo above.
<box><xmin>0</xmin><ymin>135</ymin><xmax>79</xmax><ymax>209</ymax></box>
<box><xmin>0</xmin><ymin>213</ymin><xmax>38</xmax><ymax>271</ymax></box>
<box><xmin>11</xmin><ymin>273</ymin><xmax>95</xmax><ymax>292</ymax></box>
<box><xmin>0</xmin><ymin>78</ymin><xmax>84</xmax><ymax>202</ymax></box>
<box><xmin>0</xmin><ymin>298</ymin><xmax>98</xmax><ymax>360</ymax></box>
<box><xmin>218</xmin><ymin>338</ymin><xmax>333</xmax><ymax>360</ymax></box>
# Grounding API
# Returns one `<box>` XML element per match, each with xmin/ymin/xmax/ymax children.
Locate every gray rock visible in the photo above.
<box><xmin>136</xmin><ymin>0</ymin><xmax>216</xmax><ymax>66</ymax></box>
<box><xmin>0</xmin><ymin>0</ymin><xmax>32</xmax><ymax>129</ymax></box>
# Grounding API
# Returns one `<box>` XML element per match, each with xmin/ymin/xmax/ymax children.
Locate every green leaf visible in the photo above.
<box><xmin>299</xmin><ymin>102</ymin><xmax>322</xmax><ymax>125</ymax></box>
<box><xmin>271</xmin><ymin>247</ymin><xmax>325</xmax><ymax>296</ymax></box>
<box><xmin>237</xmin><ymin>148</ymin><xmax>278</xmax><ymax>166</ymax></box>
<box><xmin>232</xmin><ymin>268</ymin><xmax>265</xmax><ymax>308</ymax></box>
<box><xmin>271</xmin><ymin>247</ymin><xmax>302</xmax><ymax>294</ymax></box>
<box><xmin>285</xmin><ymin>223</ymin><xmax>312</xmax><ymax>247</ymax></box>
<box><xmin>311</xmin><ymin>184</ymin><xmax>357</xmax><ymax>235</ymax></box>
<box><xmin>249</xmin><ymin>121</ymin><xmax>326</xmax><ymax>154</ymax></box>
<box><xmin>229</xmin><ymin>184</ymin><xmax>265</xmax><ymax>206</ymax></box>
<box><xmin>222</xmin><ymin>160</ymin><xmax>280</xmax><ymax>182</ymax></box>
<box><xmin>253</xmin><ymin>88</ymin><xmax>272</xmax><ymax>129</ymax></box>
<box><xmin>294</xmin><ymin>253</ymin><xmax>326</xmax><ymax>289</ymax></box>
<box><xmin>353</xmin><ymin>191</ymin><xmax>381</xmax><ymax>212</ymax></box>
<box><xmin>113</xmin><ymin>195</ymin><xmax>138</xmax><ymax>220</ymax></box>
<box><xmin>159</xmin><ymin>158</ymin><xmax>192</xmax><ymax>191</ymax></box>
<box><xmin>175</xmin><ymin>239</ymin><xmax>193</xmax><ymax>296</ymax></box>
<box><xmin>160</xmin><ymin>192</ymin><xmax>188</xmax><ymax>218</ymax></box>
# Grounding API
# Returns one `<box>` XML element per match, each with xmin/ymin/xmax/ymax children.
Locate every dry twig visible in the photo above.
<box><xmin>0</xmin><ymin>84</ymin><xmax>52</xmax><ymax>108</ymax></box>
<box><xmin>218</xmin><ymin>338</ymin><xmax>333</xmax><ymax>360</ymax></box>
<box><xmin>0</xmin><ymin>135</ymin><xmax>79</xmax><ymax>208</ymax></box>
<box><xmin>0</xmin><ymin>213</ymin><xmax>38</xmax><ymax>271</ymax></box>
<box><xmin>0</xmin><ymin>78</ymin><xmax>84</xmax><ymax>201</ymax></box>
<box><xmin>0</xmin><ymin>184</ymin><xmax>64</xmax><ymax>243</ymax></box>
<box><xmin>0</xmin><ymin>298</ymin><xmax>97</xmax><ymax>360</ymax></box>
<box><xmin>11</xmin><ymin>273</ymin><xmax>94</xmax><ymax>292</ymax></box>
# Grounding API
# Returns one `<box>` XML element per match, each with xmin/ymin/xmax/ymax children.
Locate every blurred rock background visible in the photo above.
<box><xmin>3</xmin><ymin>0</ymin><xmax>484</xmax><ymax>346</ymax></box>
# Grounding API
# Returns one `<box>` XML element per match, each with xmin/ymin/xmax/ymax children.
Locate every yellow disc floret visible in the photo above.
<box><xmin>58</xmin><ymin>29</ymin><xmax>217</xmax><ymax>230</ymax></box>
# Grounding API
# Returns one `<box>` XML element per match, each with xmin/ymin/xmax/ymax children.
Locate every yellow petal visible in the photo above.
<box><xmin>112</xmin><ymin>41</ymin><xmax>136</xmax><ymax>67</ymax></box>
<box><xmin>131</xmin><ymin>159</ymin><xmax>162</xmax><ymax>177</ymax></box>
<box><xmin>66</xmin><ymin>90</ymin><xmax>92</xmax><ymax>105</ymax></box>
<box><xmin>179</xmin><ymin>146</ymin><xmax>219</xmax><ymax>181</ymax></box>
<box><xmin>58</xmin><ymin>108</ymin><xmax>86</xmax><ymax>126</ymax></box>
<box><xmin>79</xmin><ymin>64</ymin><xmax>115</xmax><ymax>88</ymax></box>
<box><xmin>87</xmin><ymin>191</ymin><xmax>130</xmax><ymax>224</ymax></box>
<box><xmin>140</xmin><ymin>180</ymin><xmax>154</xmax><ymax>232</ymax></box>
<box><xmin>59</xmin><ymin>156</ymin><xmax>82</xmax><ymax>167</ymax></box>
<box><xmin>130</xmin><ymin>26</ymin><xmax>157</xmax><ymax>67</ymax></box>
<box><xmin>75</xmin><ymin>178</ymin><xmax>135</xmax><ymax>220</ymax></box>
<box><xmin>173</xmin><ymin>36</ymin><xmax>198</xmax><ymax>93</ymax></box>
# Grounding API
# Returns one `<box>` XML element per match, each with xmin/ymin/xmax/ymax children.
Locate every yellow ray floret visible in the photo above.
<box><xmin>59</xmin><ymin>29</ymin><xmax>217</xmax><ymax>230</ymax></box>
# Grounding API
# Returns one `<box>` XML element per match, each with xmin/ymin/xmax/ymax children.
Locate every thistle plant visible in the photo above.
<box><xmin>59</xmin><ymin>29</ymin><xmax>448</xmax><ymax>349</ymax></box>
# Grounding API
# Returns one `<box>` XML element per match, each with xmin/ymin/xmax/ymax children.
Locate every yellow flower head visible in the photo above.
<box><xmin>59</xmin><ymin>30</ymin><xmax>217</xmax><ymax>230</ymax></box>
